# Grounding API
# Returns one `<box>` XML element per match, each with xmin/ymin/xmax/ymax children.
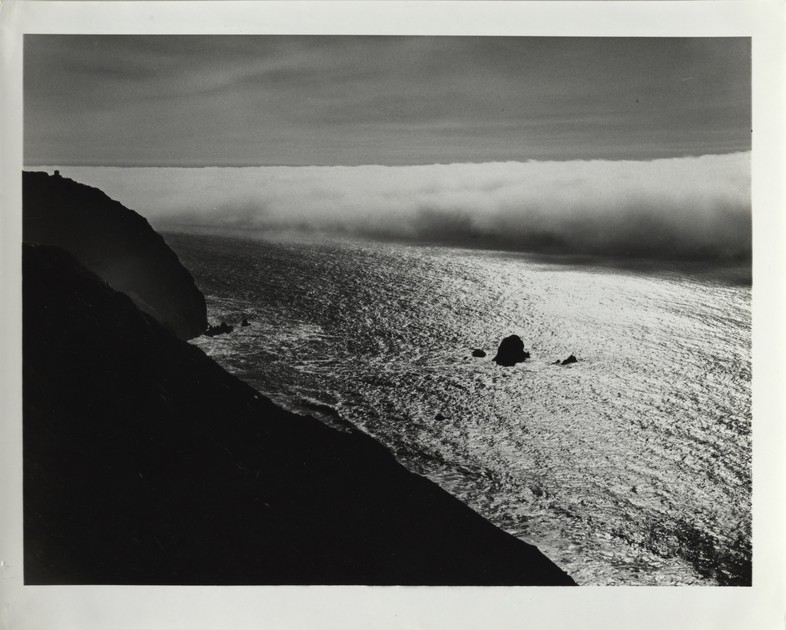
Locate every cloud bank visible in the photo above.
<box><xmin>50</xmin><ymin>152</ymin><xmax>750</xmax><ymax>261</ymax></box>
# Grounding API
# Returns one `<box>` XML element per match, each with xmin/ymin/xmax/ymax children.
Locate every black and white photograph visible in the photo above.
<box><xmin>1</xmin><ymin>1</ymin><xmax>784</xmax><ymax>628</ymax></box>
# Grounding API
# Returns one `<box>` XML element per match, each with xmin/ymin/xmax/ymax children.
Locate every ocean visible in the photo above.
<box><xmin>164</xmin><ymin>228</ymin><xmax>751</xmax><ymax>587</ymax></box>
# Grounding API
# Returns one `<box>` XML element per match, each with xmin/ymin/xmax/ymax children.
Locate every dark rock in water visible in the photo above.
<box><xmin>492</xmin><ymin>335</ymin><xmax>530</xmax><ymax>366</ymax></box>
<box><xmin>435</xmin><ymin>413</ymin><xmax>446</xmax><ymax>421</ymax></box>
<box><xmin>529</xmin><ymin>484</ymin><xmax>545</xmax><ymax>498</ymax></box>
<box><xmin>22</xmin><ymin>243</ymin><xmax>575</xmax><ymax>586</ymax></box>
<box><xmin>241</xmin><ymin>317</ymin><xmax>251</xmax><ymax>327</ymax></box>
<box><xmin>23</xmin><ymin>171</ymin><xmax>207</xmax><ymax>340</ymax></box>
<box><xmin>205</xmin><ymin>321</ymin><xmax>234</xmax><ymax>337</ymax></box>
<box><xmin>471</xmin><ymin>349</ymin><xmax>486</xmax><ymax>358</ymax></box>
<box><xmin>561</xmin><ymin>354</ymin><xmax>578</xmax><ymax>366</ymax></box>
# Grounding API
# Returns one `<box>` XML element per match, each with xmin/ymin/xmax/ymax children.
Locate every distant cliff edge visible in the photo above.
<box><xmin>23</xmin><ymin>243</ymin><xmax>576</xmax><ymax>585</ymax></box>
<box><xmin>23</xmin><ymin>170</ymin><xmax>207</xmax><ymax>339</ymax></box>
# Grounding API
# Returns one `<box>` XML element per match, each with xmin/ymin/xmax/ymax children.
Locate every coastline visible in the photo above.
<box><xmin>21</xmin><ymin>172</ymin><xmax>575</xmax><ymax>585</ymax></box>
<box><xmin>23</xmin><ymin>242</ymin><xmax>575</xmax><ymax>585</ymax></box>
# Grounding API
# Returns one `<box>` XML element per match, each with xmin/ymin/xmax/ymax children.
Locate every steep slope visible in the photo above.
<box><xmin>23</xmin><ymin>170</ymin><xmax>206</xmax><ymax>339</ymax></box>
<box><xmin>23</xmin><ymin>243</ymin><xmax>575</xmax><ymax>585</ymax></box>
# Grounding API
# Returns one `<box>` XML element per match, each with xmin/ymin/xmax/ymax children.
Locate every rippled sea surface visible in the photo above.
<box><xmin>165</xmin><ymin>229</ymin><xmax>751</xmax><ymax>586</ymax></box>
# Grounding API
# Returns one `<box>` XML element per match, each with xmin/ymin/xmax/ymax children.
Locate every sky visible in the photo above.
<box><xmin>24</xmin><ymin>36</ymin><xmax>751</xmax><ymax>167</ymax></box>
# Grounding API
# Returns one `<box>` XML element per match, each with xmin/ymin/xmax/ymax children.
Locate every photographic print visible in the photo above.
<box><xmin>21</xmin><ymin>33</ymin><xmax>752</xmax><ymax>589</ymax></box>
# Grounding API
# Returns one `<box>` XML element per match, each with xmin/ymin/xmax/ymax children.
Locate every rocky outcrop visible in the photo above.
<box><xmin>492</xmin><ymin>335</ymin><xmax>531</xmax><ymax>366</ymax></box>
<box><xmin>205</xmin><ymin>321</ymin><xmax>234</xmax><ymax>337</ymax></box>
<box><xmin>561</xmin><ymin>354</ymin><xmax>578</xmax><ymax>365</ymax></box>
<box><xmin>472</xmin><ymin>349</ymin><xmax>486</xmax><ymax>358</ymax></box>
<box><xmin>23</xmin><ymin>171</ymin><xmax>207</xmax><ymax>339</ymax></box>
<box><xmin>23</xmin><ymin>243</ymin><xmax>575</xmax><ymax>586</ymax></box>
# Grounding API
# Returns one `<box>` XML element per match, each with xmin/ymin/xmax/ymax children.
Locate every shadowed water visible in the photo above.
<box><xmin>166</xmin><ymin>229</ymin><xmax>751</xmax><ymax>586</ymax></box>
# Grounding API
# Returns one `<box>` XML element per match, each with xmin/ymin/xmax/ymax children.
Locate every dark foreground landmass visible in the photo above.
<box><xmin>23</xmin><ymin>171</ymin><xmax>206</xmax><ymax>339</ymax></box>
<box><xmin>23</xmin><ymin>242</ymin><xmax>575</xmax><ymax>585</ymax></box>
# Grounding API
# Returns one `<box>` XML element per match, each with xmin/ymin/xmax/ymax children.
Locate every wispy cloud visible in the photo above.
<box><xmin>25</xmin><ymin>36</ymin><xmax>750</xmax><ymax>166</ymax></box>
<box><xmin>51</xmin><ymin>152</ymin><xmax>750</xmax><ymax>261</ymax></box>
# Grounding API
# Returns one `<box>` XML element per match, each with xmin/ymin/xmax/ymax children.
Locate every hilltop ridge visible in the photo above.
<box><xmin>23</xmin><ymin>170</ymin><xmax>207</xmax><ymax>339</ymax></box>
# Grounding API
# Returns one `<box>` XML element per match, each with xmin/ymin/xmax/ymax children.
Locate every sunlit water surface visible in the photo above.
<box><xmin>165</xmin><ymin>229</ymin><xmax>751</xmax><ymax>586</ymax></box>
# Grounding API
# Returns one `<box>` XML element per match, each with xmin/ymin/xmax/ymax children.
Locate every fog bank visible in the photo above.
<box><xmin>44</xmin><ymin>152</ymin><xmax>750</xmax><ymax>260</ymax></box>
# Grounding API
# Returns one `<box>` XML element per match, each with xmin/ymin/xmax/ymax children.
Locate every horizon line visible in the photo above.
<box><xmin>24</xmin><ymin>149</ymin><xmax>752</xmax><ymax>170</ymax></box>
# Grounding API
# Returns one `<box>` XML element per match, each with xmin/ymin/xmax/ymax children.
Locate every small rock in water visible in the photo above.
<box><xmin>471</xmin><ymin>349</ymin><xmax>486</xmax><ymax>358</ymax></box>
<box><xmin>561</xmin><ymin>354</ymin><xmax>578</xmax><ymax>366</ymax></box>
<box><xmin>434</xmin><ymin>413</ymin><xmax>446</xmax><ymax>421</ymax></box>
<box><xmin>529</xmin><ymin>484</ymin><xmax>545</xmax><ymax>498</ymax></box>
<box><xmin>492</xmin><ymin>335</ymin><xmax>530</xmax><ymax>367</ymax></box>
<box><xmin>241</xmin><ymin>317</ymin><xmax>251</xmax><ymax>327</ymax></box>
<box><xmin>205</xmin><ymin>321</ymin><xmax>234</xmax><ymax>337</ymax></box>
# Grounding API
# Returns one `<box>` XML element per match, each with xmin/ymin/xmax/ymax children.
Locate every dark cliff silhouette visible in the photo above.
<box><xmin>23</xmin><ymin>243</ymin><xmax>575</xmax><ymax>585</ymax></box>
<box><xmin>23</xmin><ymin>171</ymin><xmax>207</xmax><ymax>339</ymax></box>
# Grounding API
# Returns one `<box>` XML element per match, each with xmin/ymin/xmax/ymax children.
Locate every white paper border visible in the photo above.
<box><xmin>1</xmin><ymin>2</ymin><xmax>784</xmax><ymax>629</ymax></box>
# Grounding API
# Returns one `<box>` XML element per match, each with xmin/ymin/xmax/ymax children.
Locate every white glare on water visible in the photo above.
<box><xmin>174</xmin><ymin>231</ymin><xmax>750</xmax><ymax>586</ymax></box>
